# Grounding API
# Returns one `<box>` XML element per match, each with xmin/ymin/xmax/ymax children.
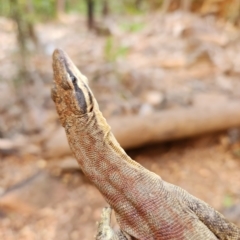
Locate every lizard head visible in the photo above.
<box><xmin>52</xmin><ymin>49</ymin><xmax>94</xmax><ymax>124</ymax></box>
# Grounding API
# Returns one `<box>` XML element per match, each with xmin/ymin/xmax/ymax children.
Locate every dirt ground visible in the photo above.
<box><xmin>0</xmin><ymin>132</ymin><xmax>240</xmax><ymax>240</ymax></box>
<box><xmin>0</xmin><ymin>11</ymin><xmax>240</xmax><ymax>239</ymax></box>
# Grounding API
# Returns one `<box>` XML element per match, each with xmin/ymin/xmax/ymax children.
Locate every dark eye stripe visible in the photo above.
<box><xmin>62</xmin><ymin>56</ymin><xmax>88</xmax><ymax>114</ymax></box>
<box><xmin>66</xmin><ymin>71</ymin><xmax>87</xmax><ymax>114</ymax></box>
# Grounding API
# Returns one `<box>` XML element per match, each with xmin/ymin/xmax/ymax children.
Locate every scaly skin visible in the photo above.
<box><xmin>51</xmin><ymin>49</ymin><xmax>240</xmax><ymax>240</ymax></box>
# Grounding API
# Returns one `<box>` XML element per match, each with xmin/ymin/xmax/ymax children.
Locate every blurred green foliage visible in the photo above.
<box><xmin>120</xmin><ymin>21</ymin><xmax>145</xmax><ymax>33</ymax></box>
<box><xmin>104</xmin><ymin>36</ymin><xmax>129</xmax><ymax>62</ymax></box>
<box><xmin>223</xmin><ymin>195</ymin><xmax>234</xmax><ymax>208</ymax></box>
<box><xmin>0</xmin><ymin>0</ymin><xmax>142</xmax><ymax>23</ymax></box>
<box><xmin>0</xmin><ymin>0</ymin><xmax>56</xmax><ymax>21</ymax></box>
<box><xmin>1</xmin><ymin>0</ymin><xmax>240</xmax><ymax>23</ymax></box>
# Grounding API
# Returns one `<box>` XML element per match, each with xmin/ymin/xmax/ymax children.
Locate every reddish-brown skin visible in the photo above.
<box><xmin>52</xmin><ymin>49</ymin><xmax>240</xmax><ymax>240</ymax></box>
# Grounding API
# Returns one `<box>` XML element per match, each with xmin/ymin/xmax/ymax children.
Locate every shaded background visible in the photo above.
<box><xmin>0</xmin><ymin>0</ymin><xmax>240</xmax><ymax>239</ymax></box>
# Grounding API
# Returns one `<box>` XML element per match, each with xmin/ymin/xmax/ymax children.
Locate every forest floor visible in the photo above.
<box><xmin>0</xmin><ymin>12</ymin><xmax>240</xmax><ymax>239</ymax></box>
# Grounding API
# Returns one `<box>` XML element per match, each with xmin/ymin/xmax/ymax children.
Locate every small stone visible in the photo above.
<box><xmin>0</xmin><ymin>139</ymin><xmax>14</xmax><ymax>151</ymax></box>
<box><xmin>143</xmin><ymin>91</ymin><xmax>164</xmax><ymax>106</ymax></box>
<box><xmin>217</xmin><ymin>76</ymin><xmax>233</xmax><ymax>91</ymax></box>
<box><xmin>139</xmin><ymin>103</ymin><xmax>153</xmax><ymax>116</ymax></box>
<box><xmin>228</xmin><ymin>128</ymin><xmax>240</xmax><ymax>144</ymax></box>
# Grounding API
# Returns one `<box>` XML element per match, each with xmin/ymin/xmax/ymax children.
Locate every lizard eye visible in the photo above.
<box><xmin>70</xmin><ymin>75</ymin><xmax>77</xmax><ymax>83</ymax></box>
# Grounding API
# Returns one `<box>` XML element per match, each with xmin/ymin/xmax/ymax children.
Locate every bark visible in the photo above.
<box><xmin>135</xmin><ymin>0</ymin><xmax>142</xmax><ymax>10</ymax></box>
<box><xmin>86</xmin><ymin>0</ymin><xmax>95</xmax><ymax>29</ymax></box>
<box><xmin>102</xmin><ymin>0</ymin><xmax>109</xmax><ymax>17</ymax></box>
<box><xmin>56</xmin><ymin>0</ymin><xmax>66</xmax><ymax>17</ymax></box>
<box><xmin>161</xmin><ymin>0</ymin><xmax>172</xmax><ymax>14</ymax></box>
<box><xmin>181</xmin><ymin>0</ymin><xmax>192</xmax><ymax>12</ymax></box>
<box><xmin>10</xmin><ymin>0</ymin><xmax>28</xmax><ymax>76</ymax></box>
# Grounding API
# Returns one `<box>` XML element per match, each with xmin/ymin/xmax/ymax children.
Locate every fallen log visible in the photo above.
<box><xmin>44</xmin><ymin>100</ymin><xmax>240</xmax><ymax>158</ymax></box>
<box><xmin>109</xmin><ymin>100</ymin><xmax>240</xmax><ymax>149</ymax></box>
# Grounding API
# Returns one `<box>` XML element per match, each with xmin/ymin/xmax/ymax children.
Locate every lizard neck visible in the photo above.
<box><xmin>65</xmin><ymin>104</ymin><xmax>142</xmax><ymax>201</ymax></box>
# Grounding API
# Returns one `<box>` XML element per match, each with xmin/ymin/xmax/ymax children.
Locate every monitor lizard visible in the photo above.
<box><xmin>51</xmin><ymin>48</ymin><xmax>240</xmax><ymax>240</ymax></box>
